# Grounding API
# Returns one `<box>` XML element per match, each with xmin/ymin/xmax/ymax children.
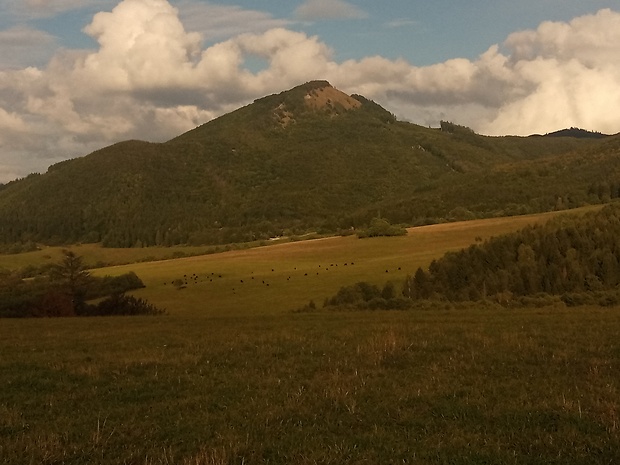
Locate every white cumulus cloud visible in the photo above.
<box><xmin>329</xmin><ymin>8</ymin><xmax>620</xmax><ymax>136</ymax></box>
<box><xmin>79</xmin><ymin>0</ymin><xmax>203</xmax><ymax>90</ymax></box>
<box><xmin>481</xmin><ymin>8</ymin><xmax>620</xmax><ymax>135</ymax></box>
<box><xmin>0</xmin><ymin>1</ymin><xmax>619</xmax><ymax>183</ymax></box>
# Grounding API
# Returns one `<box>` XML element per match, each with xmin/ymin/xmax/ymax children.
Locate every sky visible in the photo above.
<box><xmin>1</xmin><ymin>0</ymin><xmax>620</xmax><ymax>183</ymax></box>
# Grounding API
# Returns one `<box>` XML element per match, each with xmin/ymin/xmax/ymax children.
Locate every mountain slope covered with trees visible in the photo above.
<box><xmin>0</xmin><ymin>80</ymin><xmax>618</xmax><ymax>248</ymax></box>
<box><xmin>405</xmin><ymin>203</ymin><xmax>620</xmax><ymax>304</ymax></box>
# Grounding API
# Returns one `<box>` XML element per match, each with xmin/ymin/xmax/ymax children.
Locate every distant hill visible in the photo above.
<box><xmin>0</xmin><ymin>80</ymin><xmax>619</xmax><ymax>248</ymax></box>
<box><xmin>530</xmin><ymin>127</ymin><xmax>610</xmax><ymax>139</ymax></box>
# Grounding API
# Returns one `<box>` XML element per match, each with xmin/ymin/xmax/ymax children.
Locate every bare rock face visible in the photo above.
<box><xmin>303</xmin><ymin>84</ymin><xmax>362</xmax><ymax>112</ymax></box>
<box><xmin>273</xmin><ymin>81</ymin><xmax>362</xmax><ymax>127</ymax></box>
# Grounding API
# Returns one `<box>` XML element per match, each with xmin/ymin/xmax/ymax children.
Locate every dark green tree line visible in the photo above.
<box><xmin>404</xmin><ymin>204</ymin><xmax>620</xmax><ymax>303</ymax></box>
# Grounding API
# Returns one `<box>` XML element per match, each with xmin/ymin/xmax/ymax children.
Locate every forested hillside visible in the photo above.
<box><xmin>405</xmin><ymin>203</ymin><xmax>620</xmax><ymax>304</ymax></box>
<box><xmin>0</xmin><ymin>80</ymin><xmax>618</xmax><ymax>248</ymax></box>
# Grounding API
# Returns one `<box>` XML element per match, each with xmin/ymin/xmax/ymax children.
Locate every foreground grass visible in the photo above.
<box><xmin>2</xmin><ymin>307</ymin><xmax>620</xmax><ymax>464</ymax></box>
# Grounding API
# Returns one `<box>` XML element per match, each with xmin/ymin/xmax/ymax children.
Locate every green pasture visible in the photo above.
<box><xmin>2</xmin><ymin>308</ymin><xmax>620</xmax><ymax>464</ymax></box>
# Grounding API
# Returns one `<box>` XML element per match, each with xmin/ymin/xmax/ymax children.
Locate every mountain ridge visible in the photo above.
<box><xmin>531</xmin><ymin>127</ymin><xmax>611</xmax><ymax>139</ymax></box>
<box><xmin>0</xmin><ymin>80</ymin><xmax>618</xmax><ymax>248</ymax></box>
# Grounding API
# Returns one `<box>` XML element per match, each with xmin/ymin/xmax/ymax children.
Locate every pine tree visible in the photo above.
<box><xmin>49</xmin><ymin>250</ymin><xmax>93</xmax><ymax>314</ymax></box>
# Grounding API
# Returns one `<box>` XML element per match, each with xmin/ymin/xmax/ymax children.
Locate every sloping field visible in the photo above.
<box><xmin>0</xmin><ymin>206</ymin><xmax>600</xmax><ymax>317</ymax></box>
<box><xmin>91</xmin><ymin>207</ymin><xmax>599</xmax><ymax>316</ymax></box>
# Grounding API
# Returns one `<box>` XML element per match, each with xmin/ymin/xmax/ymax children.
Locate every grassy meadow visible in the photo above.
<box><xmin>2</xmin><ymin>206</ymin><xmax>620</xmax><ymax>464</ymax></box>
<box><xmin>2</xmin><ymin>309</ymin><xmax>620</xmax><ymax>464</ymax></box>
<box><xmin>0</xmin><ymin>208</ymin><xmax>598</xmax><ymax>317</ymax></box>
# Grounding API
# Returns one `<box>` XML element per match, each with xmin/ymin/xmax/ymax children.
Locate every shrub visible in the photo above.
<box><xmin>328</xmin><ymin>282</ymin><xmax>381</xmax><ymax>306</ymax></box>
<box><xmin>561</xmin><ymin>293</ymin><xmax>596</xmax><ymax>307</ymax></box>
<box><xmin>82</xmin><ymin>293</ymin><xmax>166</xmax><ymax>316</ymax></box>
<box><xmin>85</xmin><ymin>272</ymin><xmax>145</xmax><ymax>299</ymax></box>
<box><xmin>322</xmin><ymin>282</ymin><xmax>413</xmax><ymax>312</ymax></box>
<box><xmin>357</xmin><ymin>218</ymin><xmax>407</xmax><ymax>238</ymax></box>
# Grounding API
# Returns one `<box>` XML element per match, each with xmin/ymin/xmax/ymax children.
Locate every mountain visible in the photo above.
<box><xmin>0</xmin><ymin>80</ymin><xmax>619</xmax><ymax>248</ymax></box>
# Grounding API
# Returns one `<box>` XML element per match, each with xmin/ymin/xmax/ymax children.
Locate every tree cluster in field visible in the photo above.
<box><xmin>326</xmin><ymin>281</ymin><xmax>411</xmax><ymax>310</ymax></box>
<box><xmin>0</xmin><ymin>241</ymin><xmax>39</xmax><ymax>254</ymax></box>
<box><xmin>356</xmin><ymin>218</ymin><xmax>407</xmax><ymax>238</ymax></box>
<box><xmin>310</xmin><ymin>204</ymin><xmax>620</xmax><ymax>311</ymax></box>
<box><xmin>294</xmin><ymin>281</ymin><xmax>412</xmax><ymax>313</ymax></box>
<box><xmin>0</xmin><ymin>251</ymin><xmax>163</xmax><ymax>318</ymax></box>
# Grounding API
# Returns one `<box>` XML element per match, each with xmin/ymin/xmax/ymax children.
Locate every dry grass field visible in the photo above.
<box><xmin>86</xmin><ymin>207</ymin><xmax>600</xmax><ymax>316</ymax></box>
<box><xmin>2</xmin><ymin>308</ymin><xmax>620</xmax><ymax>464</ymax></box>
